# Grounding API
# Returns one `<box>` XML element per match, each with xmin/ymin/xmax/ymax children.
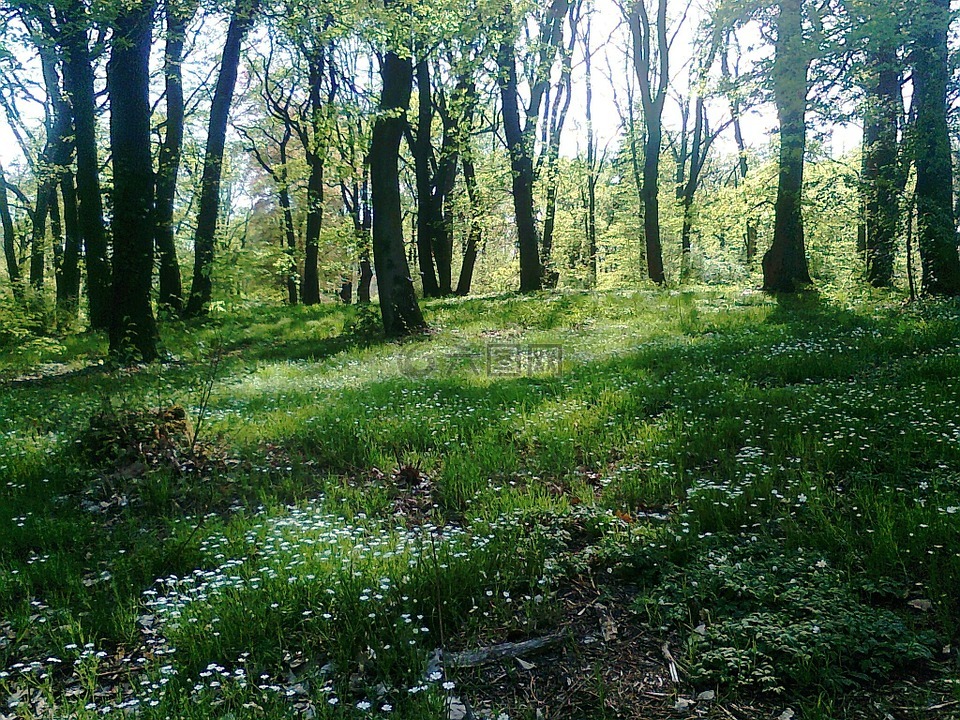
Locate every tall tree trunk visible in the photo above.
<box><xmin>679</xmin><ymin>97</ymin><xmax>706</xmax><ymax>280</ymax></box>
<box><xmin>49</xmin><ymin>186</ymin><xmax>63</xmax><ymax>296</ymax></box>
<box><xmin>277</xmin><ymin>141</ymin><xmax>299</xmax><ymax>305</ymax></box>
<box><xmin>40</xmin><ymin>46</ymin><xmax>81</xmax><ymax>320</ymax></box>
<box><xmin>432</xmin><ymin>144</ymin><xmax>457</xmax><ymax>297</ymax></box>
<box><xmin>358</xmin><ymin>172</ymin><xmax>373</xmax><ymax>304</ymax></box>
<box><xmin>641</xmin><ymin>128</ymin><xmax>665</xmax><ymax>284</ymax></box>
<box><xmin>60</xmin><ymin>12</ymin><xmax>111</xmax><ymax>329</ymax></box>
<box><xmin>56</xmin><ymin>172</ymin><xmax>81</xmax><ymax>320</ymax></box>
<box><xmin>630</xmin><ymin>0</ymin><xmax>670</xmax><ymax>285</ymax></box>
<box><xmin>720</xmin><ymin>31</ymin><xmax>758</xmax><ymax>264</ymax></box>
<box><xmin>108</xmin><ymin>0</ymin><xmax>158</xmax><ymax>361</ymax></box>
<box><xmin>624</xmin><ymin>76</ymin><xmax>645</xmax><ymax>267</ymax></box>
<box><xmin>584</xmin><ymin>11</ymin><xmax>598</xmax><ymax>286</ymax></box>
<box><xmin>358</xmin><ymin>254</ymin><xmax>373</xmax><ymax>304</ymax></box>
<box><xmin>342</xmin><ymin>175</ymin><xmax>373</xmax><ymax>305</ymax></box>
<box><xmin>497</xmin><ymin>28</ymin><xmax>542</xmax><ymax>293</ymax></box>
<box><xmin>913</xmin><ymin>0</ymin><xmax>960</xmax><ymax>295</ymax></box>
<box><xmin>456</xmin><ymin>150</ymin><xmax>482</xmax><ymax>296</ymax></box>
<box><xmin>371</xmin><ymin>48</ymin><xmax>426</xmax><ymax>336</ymax></box>
<box><xmin>861</xmin><ymin>49</ymin><xmax>903</xmax><ymax>288</ymax></box>
<box><xmin>735</xmin><ymin>119</ymin><xmax>758</xmax><ymax>263</ymax></box>
<box><xmin>431</xmin><ymin>77</ymin><xmax>474</xmax><ymax>297</ymax></box>
<box><xmin>413</xmin><ymin>58</ymin><xmax>441</xmax><ymax>298</ymax></box>
<box><xmin>155</xmin><ymin>0</ymin><xmax>195</xmax><ymax>314</ymax></box>
<box><xmin>0</xmin><ymin>163</ymin><xmax>22</xmax><ymax>300</ymax></box>
<box><xmin>301</xmin><ymin>44</ymin><xmax>327</xmax><ymax>306</ymax></box>
<box><xmin>762</xmin><ymin>0</ymin><xmax>812</xmax><ymax>292</ymax></box>
<box><xmin>301</xmin><ymin>156</ymin><xmax>323</xmax><ymax>306</ymax></box>
<box><xmin>185</xmin><ymin>0</ymin><xmax>258</xmax><ymax>318</ymax></box>
<box><xmin>29</xmin><ymin>181</ymin><xmax>50</xmax><ymax>295</ymax></box>
<box><xmin>540</xmin><ymin>2</ymin><xmax>579</xmax><ymax>289</ymax></box>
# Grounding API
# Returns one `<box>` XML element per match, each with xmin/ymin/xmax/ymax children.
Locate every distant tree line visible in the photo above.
<box><xmin>0</xmin><ymin>0</ymin><xmax>958</xmax><ymax>360</ymax></box>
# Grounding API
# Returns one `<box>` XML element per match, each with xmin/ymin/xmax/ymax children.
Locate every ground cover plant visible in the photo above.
<box><xmin>0</xmin><ymin>288</ymin><xmax>959</xmax><ymax>719</ymax></box>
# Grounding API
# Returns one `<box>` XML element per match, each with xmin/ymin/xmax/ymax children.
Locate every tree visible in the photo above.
<box><xmin>625</xmin><ymin>0</ymin><xmax>677</xmax><ymax>286</ymax></box>
<box><xmin>185</xmin><ymin>0</ymin><xmax>259</xmax><ymax>318</ymax></box>
<box><xmin>370</xmin><ymin>2</ymin><xmax>427</xmax><ymax>336</ymax></box>
<box><xmin>58</xmin><ymin>2</ymin><xmax>111</xmax><ymax>330</ymax></box>
<box><xmin>455</xmin><ymin>136</ymin><xmax>484</xmax><ymax>295</ymax></box>
<box><xmin>912</xmin><ymin>0</ymin><xmax>960</xmax><ymax>295</ymax></box>
<box><xmin>107</xmin><ymin>0</ymin><xmax>158</xmax><ymax>361</ymax></box>
<box><xmin>839</xmin><ymin>0</ymin><xmax>908</xmax><ymax>287</ymax></box>
<box><xmin>411</xmin><ymin>57</ymin><xmax>442</xmax><ymax>297</ymax></box>
<box><xmin>155</xmin><ymin>0</ymin><xmax>198</xmax><ymax>314</ymax></box>
<box><xmin>21</xmin><ymin>25</ymin><xmax>83</xmax><ymax>324</ymax></box>
<box><xmin>411</xmin><ymin>60</ymin><xmax>479</xmax><ymax>297</ymax></box>
<box><xmin>718</xmin><ymin>28</ymin><xmax>759</xmax><ymax>264</ymax></box>
<box><xmin>582</xmin><ymin>7</ymin><xmax>599</xmax><ymax>285</ymax></box>
<box><xmin>296</xmin><ymin>18</ymin><xmax>334</xmax><ymax>307</ymax></box>
<box><xmin>243</xmin><ymin>41</ymin><xmax>303</xmax><ymax>306</ymax></box>
<box><xmin>496</xmin><ymin>0</ymin><xmax>572</xmax><ymax>293</ymax></box>
<box><xmin>761</xmin><ymin>0</ymin><xmax>813</xmax><ymax>292</ymax></box>
<box><xmin>331</xmin><ymin>42</ymin><xmax>375</xmax><ymax>304</ymax></box>
<box><xmin>539</xmin><ymin>0</ymin><xmax>582</xmax><ymax>288</ymax></box>
<box><xmin>0</xmin><ymin>163</ymin><xmax>22</xmax><ymax>300</ymax></box>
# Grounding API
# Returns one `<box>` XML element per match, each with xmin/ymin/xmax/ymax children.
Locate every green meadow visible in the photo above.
<box><xmin>1</xmin><ymin>289</ymin><xmax>958</xmax><ymax>719</ymax></box>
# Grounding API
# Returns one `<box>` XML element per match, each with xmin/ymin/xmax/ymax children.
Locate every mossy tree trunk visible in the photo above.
<box><xmin>107</xmin><ymin>0</ymin><xmax>158</xmax><ymax>361</ymax></box>
<box><xmin>762</xmin><ymin>0</ymin><xmax>813</xmax><ymax>293</ymax></box>
<box><xmin>371</xmin><ymin>45</ymin><xmax>427</xmax><ymax>336</ymax></box>
<box><xmin>59</xmin><ymin>8</ymin><xmax>111</xmax><ymax>330</ymax></box>
<box><xmin>913</xmin><ymin>0</ymin><xmax>960</xmax><ymax>296</ymax></box>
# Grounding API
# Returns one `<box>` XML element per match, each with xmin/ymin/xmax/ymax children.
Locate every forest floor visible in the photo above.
<box><xmin>0</xmin><ymin>288</ymin><xmax>959</xmax><ymax>720</ymax></box>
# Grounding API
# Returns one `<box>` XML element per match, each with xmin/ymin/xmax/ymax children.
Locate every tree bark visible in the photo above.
<box><xmin>456</xmin><ymin>147</ymin><xmax>482</xmax><ymax>296</ymax></box>
<box><xmin>497</xmin><ymin>24</ymin><xmax>542</xmax><ymax>293</ymax></box>
<box><xmin>107</xmin><ymin>0</ymin><xmax>158</xmax><ymax>361</ymax></box>
<box><xmin>762</xmin><ymin>0</ymin><xmax>812</xmax><ymax>292</ymax></box>
<box><xmin>277</xmin><ymin>140</ymin><xmax>299</xmax><ymax>305</ymax></box>
<box><xmin>36</xmin><ymin>47</ymin><xmax>81</xmax><ymax>320</ymax></box>
<box><xmin>185</xmin><ymin>0</ymin><xmax>258</xmax><ymax>317</ymax></box>
<box><xmin>584</xmin><ymin>12</ymin><xmax>598</xmax><ymax>286</ymax></box>
<box><xmin>59</xmin><ymin>10</ymin><xmax>111</xmax><ymax>329</ymax></box>
<box><xmin>679</xmin><ymin>97</ymin><xmax>706</xmax><ymax>279</ymax></box>
<box><xmin>56</xmin><ymin>172</ymin><xmax>81</xmax><ymax>318</ymax></box>
<box><xmin>0</xmin><ymin>163</ymin><xmax>21</xmax><ymax>300</ymax></box>
<box><xmin>28</xmin><ymin>178</ymin><xmax>50</xmax><ymax>295</ymax></box>
<box><xmin>913</xmin><ymin>0</ymin><xmax>960</xmax><ymax>295</ymax></box>
<box><xmin>413</xmin><ymin>58</ymin><xmax>441</xmax><ymax>298</ymax></box>
<box><xmin>155</xmin><ymin>0</ymin><xmax>196</xmax><ymax>314</ymax></box>
<box><xmin>300</xmin><ymin>43</ymin><xmax>327</xmax><ymax>306</ymax></box>
<box><xmin>371</xmin><ymin>48</ymin><xmax>427</xmax><ymax>336</ymax></box>
<box><xmin>432</xmin><ymin>77</ymin><xmax>475</xmax><ymax>296</ymax></box>
<box><xmin>861</xmin><ymin>49</ymin><xmax>903</xmax><ymax>288</ymax></box>
<box><xmin>630</xmin><ymin>0</ymin><xmax>670</xmax><ymax>285</ymax></box>
<box><xmin>540</xmin><ymin>1</ymin><xmax>579</xmax><ymax>289</ymax></box>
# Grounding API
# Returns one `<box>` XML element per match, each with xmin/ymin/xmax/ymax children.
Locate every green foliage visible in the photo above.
<box><xmin>2</xmin><ymin>290</ymin><xmax>960</xmax><ymax>717</ymax></box>
<box><xmin>0</xmin><ymin>294</ymin><xmax>61</xmax><ymax>358</ymax></box>
<box><xmin>642</xmin><ymin>538</ymin><xmax>937</xmax><ymax>695</ymax></box>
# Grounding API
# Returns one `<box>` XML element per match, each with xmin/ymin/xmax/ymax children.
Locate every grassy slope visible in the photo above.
<box><xmin>0</xmin><ymin>289</ymin><xmax>958</xmax><ymax>719</ymax></box>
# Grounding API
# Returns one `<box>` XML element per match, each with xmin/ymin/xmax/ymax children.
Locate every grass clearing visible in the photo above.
<box><xmin>1</xmin><ymin>288</ymin><xmax>959</xmax><ymax>719</ymax></box>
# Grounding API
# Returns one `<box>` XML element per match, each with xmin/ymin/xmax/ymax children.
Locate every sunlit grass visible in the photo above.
<box><xmin>1</xmin><ymin>288</ymin><xmax>959</xmax><ymax>717</ymax></box>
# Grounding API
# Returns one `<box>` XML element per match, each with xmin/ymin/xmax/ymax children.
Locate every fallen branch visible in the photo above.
<box><xmin>444</xmin><ymin>635</ymin><xmax>564</xmax><ymax>668</ymax></box>
<box><xmin>661</xmin><ymin>642</ymin><xmax>679</xmax><ymax>683</ymax></box>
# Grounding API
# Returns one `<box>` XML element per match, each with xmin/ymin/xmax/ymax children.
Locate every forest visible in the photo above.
<box><xmin>1</xmin><ymin>0</ymin><xmax>960</xmax><ymax>718</ymax></box>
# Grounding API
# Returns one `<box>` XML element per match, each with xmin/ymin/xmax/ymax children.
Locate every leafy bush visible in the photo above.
<box><xmin>0</xmin><ymin>294</ymin><xmax>56</xmax><ymax>355</ymax></box>
<box><xmin>641</xmin><ymin>538</ymin><xmax>936</xmax><ymax>695</ymax></box>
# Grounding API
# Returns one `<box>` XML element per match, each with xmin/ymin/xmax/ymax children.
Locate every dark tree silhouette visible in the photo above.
<box><xmin>107</xmin><ymin>0</ymin><xmax>158</xmax><ymax>361</ymax></box>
